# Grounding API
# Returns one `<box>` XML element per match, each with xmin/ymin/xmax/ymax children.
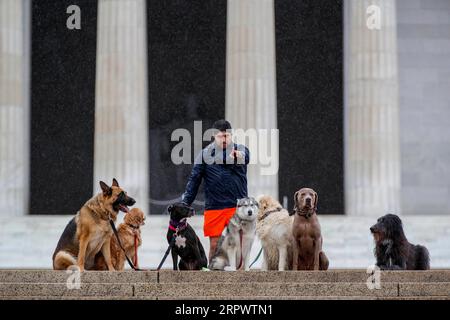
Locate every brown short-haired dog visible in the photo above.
<box><xmin>94</xmin><ymin>208</ymin><xmax>146</xmax><ymax>270</ymax></box>
<box><xmin>52</xmin><ymin>179</ymin><xmax>136</xmax><ymax>271</ymax></box>
<box><xmin>289</xmin><ymin>187</ymin><xmax>329</xmax><ymax>270</ymax></box>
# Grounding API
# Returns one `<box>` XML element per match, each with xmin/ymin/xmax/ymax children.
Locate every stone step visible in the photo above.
<box><xmin>1</xmin><ymin>282</ymin><xmax>450</xmax><ymax>298</ymax></box>
<box><xmin>137</xmin><ymin>282</ymin><xmax>400</xmax><ymax>298</ymax></box>
<box><xmin>158</xmin><ymin>270</ymin><xmax>450</xmax><ymax>284</ymax></box>
<box><xmin>2</xmin><ymin>269</ymin><xmax>450</xmax><ymax>284</ymax></box>
<box><xmin>0</xmin><ymin>283</ymin><xmax>133</xmax><ymax>297</ymax></box>
<box><xmin>0</xmin><ymin>269</ymin><xmax>157</xmax><ymax>284</ymax></box>
<box><xmin>2</xmin><ymin>296</ymin><xmax>450</xmax><ymax>300</ymax></box>
<box><xmin>1</xmin><ymin>270</ymin><xmax>449</xmax><ymax>299</ymax></box>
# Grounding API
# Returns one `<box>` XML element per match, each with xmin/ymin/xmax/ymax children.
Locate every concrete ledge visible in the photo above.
<box><xmin>3</xmin><ymin>270</ymin><xmax>450</xmax><ymax>284</ymax></box>
<box><xmin>2</xmin><ymin>296</ymin><xmax>450</xmax><ymax>300</ymax></box>
<box><xmin>156</xmin><ymin>295</ymin><xmax>450</xmax><ymax>300</ymax></box>
<box><xmin>0</xmin><ymin>270</ymin><xmax>157</xmax><ymax>283</ymax></box>
<box><xmin>134</xmin><ymin>282</ymin><xmax>399</xmax><ymax>298</ymax></box>
<box><xmin>156</xmin><ymin>295</ymin><xmax>379</xmax><ymax>300</ymax></box>
<box><xmin>0</xmin><ymin>296</ymin><xmax>157</xmax><ymax>300</ymax></box>
<box><xmin>0</xmin><ymin>283</ymin><xmax>134</xmax><ymax>297</ymax></box>
<box><xmin>1</xmin><ymin>270</ymin><xmax>449</xmax><ymax>299</ymax></box>
<box><xmin>0</xmin><ymin>270</ymin><xmax>158</xmax><ymax>283</ymax></box>
<box><xmin>400</xmin><ymin>283</ymin><xmax>450</xmax><ymax>296</ymax></box>
<box><xmin>158</xmin><ymin>270</ymin><xmax>450</xmax><ymax>283</ymax></box>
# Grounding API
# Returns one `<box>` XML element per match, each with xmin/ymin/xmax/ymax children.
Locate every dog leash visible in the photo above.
<box><xmin>134</xmin><ymin>233</ymin><xmax>138</xmax><ymax>267</ymax></box>
<box><xmin>249</xmin><ymin>247</ymin><xmax>263</xmax><ymax>268</ymax></box>
<box><xmin>108</xmin><ymin>218</ymin><xmax>145</xmax><ymax>271</ymax></box>
<box><xmin>156</xmin><ymin>234</ymin><xmax>176</xmax><ymax>271</ymax></box>
<box><xmin>237</xmin><ymin>229</ymin><xmax>244</xmax><ymax>270</ymax></box>
<box><xmin>156</xmin><ymin>219</ymin><xmax>188</xmax><ymax>270</ymax></box>
<box><xmin>250</xmin><ymin>207</ymin><xmax>282</xmax><ymax>268</ymax></box>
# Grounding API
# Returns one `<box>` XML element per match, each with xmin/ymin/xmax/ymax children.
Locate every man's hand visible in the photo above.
<box><xmin>230</xmin><ymin>149</ymin><xmax>244</xmax><ymax>159</ymax></box>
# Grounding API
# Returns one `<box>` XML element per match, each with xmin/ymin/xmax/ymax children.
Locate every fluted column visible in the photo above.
<box><xmin>0</xmin><ymin>0</ymin><xmax>30</xmax><ymax>216</ymax></box>
<box><xmin>94</xmin><ymin>0</ymin><xmax>149</xmax><ymax>213</ymax></box>
<box><xmin>225</xmin><ymin>0</ymin><xmax>279</xmax><ymax>198</ymax></box>
<box><xmin>344</xmin><ymin>0</ymin><xmax>401</xmax><ymax>216</ymax></box>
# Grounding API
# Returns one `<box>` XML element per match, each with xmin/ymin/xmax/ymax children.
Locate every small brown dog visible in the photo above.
<box><xmin>289</xmin><ymin>187</ymin><xmax>329</xmax><ymax>270</ymax></box>
<box><xmin>94</xmin><ymin>208</ymin><xmax>146</xmax><ymax>270</ymax></box>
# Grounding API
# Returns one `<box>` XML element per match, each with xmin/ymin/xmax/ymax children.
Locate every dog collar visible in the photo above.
<box><xmin>127</xmin><ymin>223</ymin><xmax>140</xmax><ymax>229</ymax></box>
<box><xmin>238</xmin><ymin>217</ymin><xmax>254</xmax><ymax>223</ymax></box>
<box><xmin>259</xmin><ymin>207</ymin><xmax>282</xmax><ymax>221</ymax></box>
<box><xmin>169</xmin><ymin>219</ymin><xmax>188</xmax><ymax>232</ymax></box>
<box><xmin>296</xmin><ymin>209</ymin><xmax>314</xmax><ymax>219</ymax></box>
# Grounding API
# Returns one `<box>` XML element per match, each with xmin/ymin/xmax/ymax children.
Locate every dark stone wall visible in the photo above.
<box><xmin>147</xmin><ymin>0</ymin><xmax>227</xmax><ymax>214</ymax></box>
<box><xmin>30</xmin><ymin>0</ymin><xmax>97</xmax><ymax>215</ymax></box>
<box><xmin>275</xmin><ymin>0</ymin><xmax>344</xmax><ymax>214</ymax></box>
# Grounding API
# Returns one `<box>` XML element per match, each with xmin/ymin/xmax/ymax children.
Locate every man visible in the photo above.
<box><xmin>181</xmin><ymin>120</ymin><xmax>249</xmax><ymax>261</ymax></box>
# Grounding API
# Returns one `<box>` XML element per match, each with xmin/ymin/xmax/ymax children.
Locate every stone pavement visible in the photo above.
<box><xmin>0</xmin><ymin>215</ymin><xmax>449</xmax><ymax>269</ymax></box>
<box><xmin>2</xmin><ymin>270</ymin><xmax>450</xmax><ymax>299</ymax></box>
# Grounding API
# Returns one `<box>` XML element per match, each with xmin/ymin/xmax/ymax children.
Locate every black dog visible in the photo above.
<box><xmin>166</xmin><ymin>202</ymin><xmax>207</xmax><ymax>270</ymax></box>
<box><xmin>370</xmin><ymin>214</ymin><xmax>430</xmax><ymax>270</ymax></box>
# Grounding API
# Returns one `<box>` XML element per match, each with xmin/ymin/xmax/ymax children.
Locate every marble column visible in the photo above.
<box><xmin>0</xmin><ymin>0</ymin><xmax>30</xmax><ymax>216</ymax></box>
<box><xmin>344</xmin><ymin>0</ymin><xmax>401</xmax><ymax>216</ymax></box>
<box><xmin>225</xmin><ymin>0</ymin><xmax>279</xmax><ymax>199</ymax></box>
<box><xmin>94</xmin><ymin>0</ymin><xmax>149</xmax><ymax>214</ymax></box>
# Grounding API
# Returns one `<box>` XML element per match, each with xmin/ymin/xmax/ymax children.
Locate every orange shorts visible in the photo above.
<box><xmin>203</xmin><ymin>207</ymin><xmax>236</xmax><ymax>237</ymax></box>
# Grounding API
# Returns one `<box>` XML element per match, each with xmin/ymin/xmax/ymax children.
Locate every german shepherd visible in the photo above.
<box><xmin>52</xmin><ymin>178</ymin><xmax>136</xmax><ymax>271</ymax></box>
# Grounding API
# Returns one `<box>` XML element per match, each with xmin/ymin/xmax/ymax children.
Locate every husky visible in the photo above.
<box><xmin>208</xmin><ymin>197</ymin><xmax>258</xmax><ymax>271</ymax></box>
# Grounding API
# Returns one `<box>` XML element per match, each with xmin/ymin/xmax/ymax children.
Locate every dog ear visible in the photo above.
<box><xmin>314</xmin><ymin>191</ymin><xmax>319</xmax><ymax>211</ymax></box>
<box><xmin>292</xmin><ymin>190</ymin><xmax>299</xmax><ymax>213</ymax></box>
<box><xmin>99</xmin><ymin>181</ymin><xmax>111</xmax><ymax>196</ymax></box>
<box><xmin>112</xmin><ymin>178</ymin><xmax>119</xmax><ymax>187</ymax></box>
<box><xmin>167</xmin><ymin>204</ymin><xmax>173</xmax><ymax>213</ymax></box>
<box><xmin>293</xmin><ymin>190</ymin><xmax>299</xmax><ymax>202</ymax></box>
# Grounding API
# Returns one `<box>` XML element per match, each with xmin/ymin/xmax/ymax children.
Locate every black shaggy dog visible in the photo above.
<box><xmin>370</xmin><ymin>214</ymin><xmax>430</xmax><ymax>270</ymax></box>
<box><xmin>166</xmin><ymin>202</ymin><xmax>208</xmax><ymax>270</ymax></box>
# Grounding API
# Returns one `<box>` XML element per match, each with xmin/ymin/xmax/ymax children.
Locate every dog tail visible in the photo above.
<box><xmin>415</xmin><ymin>245</ymin><xmax>430</xmax><ymax>270</ymax></box>
<box><xmin>53</xmin><ymin>251</ymin><xmax>77</xmax><ymax>270</ymax></box>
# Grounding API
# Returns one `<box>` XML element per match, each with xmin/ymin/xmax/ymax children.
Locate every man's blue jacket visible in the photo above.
<box><xmin>182</xmin><ymin>143</ymin><xmax>249</xmax><ymax>210</ymax></box>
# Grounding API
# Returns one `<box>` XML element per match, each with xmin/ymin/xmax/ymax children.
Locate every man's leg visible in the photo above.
<box><xmin>209</xmin><ymin>236</ymin><xmax>220</xmax><ymax>261</ymax></box>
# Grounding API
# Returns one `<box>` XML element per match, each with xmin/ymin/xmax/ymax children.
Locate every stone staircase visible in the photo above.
<box><xmin>1</xmin><ymin>269</ymin><xmax>450</xmax><ymax>300</ymax></box>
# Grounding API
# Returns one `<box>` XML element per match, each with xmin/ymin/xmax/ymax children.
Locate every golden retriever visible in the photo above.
<box><xmin>256</xmin><ymin>195</ymin><xmax>294</xmax><ymax>270</ymax></box>
<box><xmin>93</xmin><ymin>208</ymin><xmax>146</xmax><ymax>270</ymax></box>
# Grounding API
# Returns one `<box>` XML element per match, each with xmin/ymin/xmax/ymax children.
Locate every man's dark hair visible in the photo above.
<box><xmin>212</xmin><ymin>119</ymin><xmax>232</xmax><ymax>132</ymax></box>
